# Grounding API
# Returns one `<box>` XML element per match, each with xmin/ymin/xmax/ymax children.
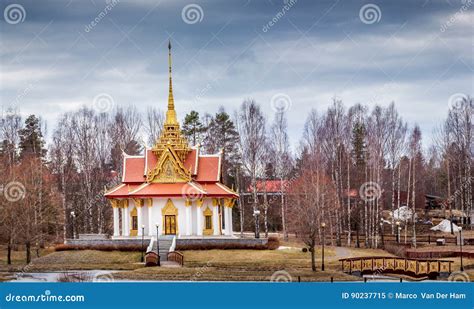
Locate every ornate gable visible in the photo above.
<box><xmin>147</xmin><ymin>145</ymin><xmax>191</xmax><ymax>183</ymax></box>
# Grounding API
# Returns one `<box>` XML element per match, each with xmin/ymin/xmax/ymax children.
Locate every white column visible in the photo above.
<box><xmin>185</xmin><ymin>205</ymin><xmax>192</xmax><ymax>235</ymax></box>
<box><xmin>196</xmin><ymin>206</ymin><xmax>203</xmax><ymax>236</ymax></box>
<box><xmin>137</xmin><ymin>206</ymin><xmax>143</xmax><ymax>236</ymax></box>
<box><xmin>148</xmin><ymin>206</ymin><xmax>154</xmax><ymax>236</ymax></box>
<box><xmin>228</xmin><ymin>206</ymin><xmax>233</xmax><ymax>236</ymax></box>
<box><xmin>212</xmin><ymin>205</ymin><xmax>219</xmax><ymax>236</ymax></box>
<box><xmin>224</xmin><ymin>207</ymin><xmax>231</xmax><ymax>236</ymax></box>
<box><xmin>157</xmin><ymin>204</ymin><xmax>163</xmax><ymax>237</ymax></box>
<box><xmin>121</xmin><ymin>207</ymin><xmax>126</xmax><ymax>236</ymax></box>
<box><xmin>113</xmin><ymin>207</ymin><xmax>120</xmax><ymax>236</ymax></box>
<box><xmin>123</xmin><ymin>205</ymin><xmax>130</xmax><ymax>236</ymax></box>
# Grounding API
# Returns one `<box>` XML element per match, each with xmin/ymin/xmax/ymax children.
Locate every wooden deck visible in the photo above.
<box><xmin>339</xmin><ymin>256</ymin><xmax>454</xmax><ymax>279</ymax></box>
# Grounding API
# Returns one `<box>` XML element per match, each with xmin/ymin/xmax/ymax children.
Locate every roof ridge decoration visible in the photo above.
<box><xmin>148</xmin><ymin>40</ymin><xmax>192</xmax><ymax>182</ymax></box>
<box><xmin>147</xmin><ymin>146</ymin><xmax>191</xmax><ymax>183</ymax></box>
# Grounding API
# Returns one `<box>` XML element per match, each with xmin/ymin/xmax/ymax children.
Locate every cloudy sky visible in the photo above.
<box><xmin>1</xmin><ymin>0</ymin><xmax>472</xmax><ymax>150</ymax></box>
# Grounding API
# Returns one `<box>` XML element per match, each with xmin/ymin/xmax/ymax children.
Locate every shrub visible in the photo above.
<box><xmin>267</xmin><ymin>236</ymin><xmax>280</xmax><ymax>250</ymax></box>
<box><xmin>176</xmin><ymin>237</ymin><xmax>280</xmax><ymax>251</ymax></box>
<box><xmin>54</xmin><ymin>244</ymin><xmax>143</xmax><ymax>252</ymax></box>
<box><xmin>383</xmin><ymin>243</ymin><xmax>410</xmax><ymax>257</ymax></box>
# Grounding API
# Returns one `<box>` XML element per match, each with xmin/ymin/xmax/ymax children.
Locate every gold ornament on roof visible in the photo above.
<box><xmin>148</xmin><ymin>40</ymin><xmax>191</xmax><ymax>183</ymax></box>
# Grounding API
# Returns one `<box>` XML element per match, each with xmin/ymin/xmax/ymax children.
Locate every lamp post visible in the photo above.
<box><xmin>396</xmin><ymin>221</ymin><xmax>400</xmax><ymax>244</ymax></box>
<box><xmin>155</xmin><ymin>223</ymin><xmax>161</xmax><ymax>266</ymax></box>
<box><xmin>321</xmin><ymin>222</ymin><xmax>326</xmax><ymax>271</ymax></box>
<box><xmin>380</xmin><ymin>219</ymin><xmax>384</xmax><ymax>248</ymax></box>
<box><xmin>459</xmin><ymin>227</ymin><xmax>463</xmax><ymax>271</ymax></box>
<box><xmin>253</xmin><ymin>210</ymin><xmax>260</xmax><ymax>239</ymax></box>
<box><xmin>70</xmin><ymin>211</ymin><xmax>76</xmax><ymax>239</ymax></box>
<box><xmin>141</xmin><ymin>225</ymin><xmax>145</xmax><ymax>263</ymax></box>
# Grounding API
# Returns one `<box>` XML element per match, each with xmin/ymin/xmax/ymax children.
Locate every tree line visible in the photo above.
<box><xmin>0</xmin><ymin>95</ymin><xmax>472</xmax><ymax>263</ymax></box>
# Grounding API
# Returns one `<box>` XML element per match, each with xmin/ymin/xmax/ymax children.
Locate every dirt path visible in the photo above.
<box><xmin>334</xmin><ymin>246</ymin><xmax>351</xmax><ymax>259</ymax></box>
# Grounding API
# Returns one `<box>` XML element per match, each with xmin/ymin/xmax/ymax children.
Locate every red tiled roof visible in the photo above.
<box><xmin>247</xmin><ymin>180</ymin><xmax>290</xmax><ymax>193</ymax></box>
<box><xmin>107</xmin><ymin>148</ymin><xmax>236</xmax><ymax>199</ymax></box>
<box><xmin>145</xmin><ymin>149</ymin><xmax>157</xmax><ymax>175</ymax></box>
<box><xmin>195</xmin><ymin>156</ymin><xmax>220</xmax><ymax>182</ymax></box>
<box><xmin>183</xmin><ymin>148</ymin><xmax>199</xmax><ymax>175</ymax></box>
<box><xmin>106</xmin><ymin>181</ymin><xmax>236</xmax><ymax>198</ymax></box>
<box><xmin>129</xmin><ymin>182</ymin><xmax>202</xmax><ymax>197</ymax></box>
<box><xmin>122</xmin><ymin>157</ymin><xmax>145</xmax><ymax>183</ymax></box>
<box><xmin>203</xmin><ymin>183</ymin><xmax>238</xmax><ymax>197</ymax></box>
<box><xmin>105</xmin><ymin>184</ymin><xmax>142</xmax><ymax>198</ymax></box>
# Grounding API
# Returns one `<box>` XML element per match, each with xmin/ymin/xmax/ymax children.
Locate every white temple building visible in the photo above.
<box><xmin>105</xmin><ymin>42</ymin><xmax>238</xmax><ymax>238</ymax></box>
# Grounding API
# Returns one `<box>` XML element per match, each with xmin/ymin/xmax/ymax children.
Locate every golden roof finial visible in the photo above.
<box><xmin>165</xmin><ymin>39</ymin><xmax>177</xmax><ymax>125</ymax></box>
<box><xmin>151</xmin><ymin>39</ymin><xmax>189</xmax><ymax>164</ymax></box>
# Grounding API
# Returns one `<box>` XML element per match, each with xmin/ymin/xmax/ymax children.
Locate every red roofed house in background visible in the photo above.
<box><xmin>105</xmin><ymin>42</ymin><xmax>238</xmax><ymax>239</ymax></box>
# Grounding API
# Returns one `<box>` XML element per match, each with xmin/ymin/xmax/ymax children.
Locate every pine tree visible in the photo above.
<box><xmin>182</xmin><ymin>110</ymin><xmax>204</xmax><ymax>146</ymax></box>
<box><xmin>19</xmin><ymin>115</ymin><xmax>46</xmax><ymax>159</ymax></box>
<box><xmin>205</xmin><ymin>108</ymin><xmax>240</xmax><ymax>185</ymax></box>
<box><xmin>351</xmin><ymin>122</ymin><xmax>366</xmax><ymax>167</ymax></box>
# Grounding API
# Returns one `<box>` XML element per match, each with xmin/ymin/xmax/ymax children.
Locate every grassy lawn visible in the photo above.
<box><xmin>113</xmin><ymin>247</ymin><xmax>363</xmax><ymax>282</ymax></box>
<box><xmin>4</xmin><ymin>242</ymin><xmax>470</xmax><ymax>282</ymax></box>
<box><xmin>25</xmin><ymin>250</ymin><xmax>144</xmax><ymax>272</ymax></box>
<box><xmin>0</xmin><ymin>243</ymin><xmax>364</xmax><ymax>282</ymax></box>
<box><xmin>0</xmin><ymin>245</ymin><xmax>55</xmax><ymax>281</ymax></box>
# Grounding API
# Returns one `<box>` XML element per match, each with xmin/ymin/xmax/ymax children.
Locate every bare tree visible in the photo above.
<box><xmin>144</xmin><ymin>107</ymin><xmax>164</xmax><ymax>146</ymax></box>
<box><xmin>236</xmin><ymin>99</ymin><xmax>267</xmax><ymax>238</ymax></box>
<box><xmin>288</xmin><ymin>164</ymin><xmax>338</xmax><ymax>271</ymax></box>
<box><xmin>269</xmin><ymin>110</ymin><xmax>293</xmax><ymax>240</ymax></box>
<box><xmin>384</xmin><ymin>102</ymin><xmax>407</xmax><ymax>234</ymax></box>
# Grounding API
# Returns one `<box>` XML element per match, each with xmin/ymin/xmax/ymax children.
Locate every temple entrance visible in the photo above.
<box><xmin>165</xmin><ymin>215</ymin><xmax>176</xmax><ymax>235</ymax></box>
<box><xmin>130</xmin><ymin>207</ymin><xmax>138</xmax><ymax>236</ymax></box>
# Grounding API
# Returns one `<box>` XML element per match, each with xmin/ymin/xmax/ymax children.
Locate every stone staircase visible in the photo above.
<box><xmin>149</xmin><ymin>236</ymin><xmax>174</xmax><ymax>261</ymax></box>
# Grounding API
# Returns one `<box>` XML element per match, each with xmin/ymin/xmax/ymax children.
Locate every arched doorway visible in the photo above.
<box><xmin>162</xmin><ymin>199</ymin><xmax>178</xmax><ymax>235</ymax></box>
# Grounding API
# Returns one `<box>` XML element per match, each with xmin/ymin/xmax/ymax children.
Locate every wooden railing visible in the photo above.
<box><xmin>339</xmin><ymin>256</ymin><xmax>454</xmax><ymax>278</ymax></box>
<box><xmin>167</xmin><ymin>251</ymin><xmax>184</xmax><ymax>266</ymax></box>
<box><xmin>145</xmin><ymin>251</ymin><xmax>159</xmax><ymax>267</ymax></box>
<box><xmin>330</xmin><ymin>234</ymin><xmax>458</xmax><ymax>245</ymax></box>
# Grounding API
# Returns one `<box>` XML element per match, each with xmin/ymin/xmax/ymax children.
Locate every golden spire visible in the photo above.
<box><xmin>165</xmin><ymin>40</ymin><xmax>178</xmax><ymax>125</ymax></box>
<box><xmin>151</xmin><ymin>39</ymin><xmax>190</xmax><ymax>168</ymax></box>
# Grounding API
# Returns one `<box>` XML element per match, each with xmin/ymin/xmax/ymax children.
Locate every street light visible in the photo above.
<box><xmin>141</xmin><ymin>225</ymin><xmax>145</xmax><ymax>263</ymax></box>
<box><xmin>70</xmin><ymin>211</ymin><xmax>76</xmax><ymax>239</ymax></box>
<box><xmin>459</xmin><ymin>227</ymin><xmax>464</xmax><ymax>271</ymax></box>
<box><xmin>155</xmin><ymin>223</ymin><xmax>161</xmax><ymax>266</ymax></box>
<box><xmin>396</xmin><ymin>221</ymin><xmax>400</xmax><ymax>244</ymax></box>
<box><xmin>380</xmin><ymin>219</ymin><xmax>384</xmax><ymax>248</ymax></box>
<box><xmin>253</xmin><ymin>210</ymin><xmax>261</xmax><ymax>239</ymax></box>
<box><xmin>321</xmin><ymin>222</ymin><xmax>326</xmax><ymax>271</ymax></box>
